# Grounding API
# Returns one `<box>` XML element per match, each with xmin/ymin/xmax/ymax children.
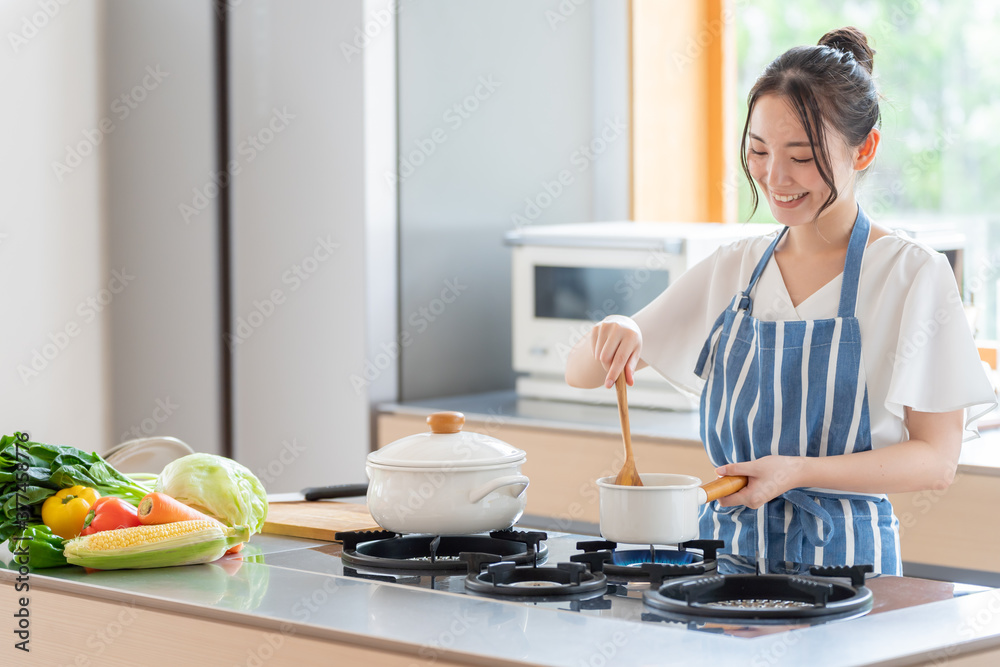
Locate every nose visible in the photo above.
<box><xmin>765</xmin><ymin>157</ymin><xmax>793</xmax><ymax>190</ymax></box>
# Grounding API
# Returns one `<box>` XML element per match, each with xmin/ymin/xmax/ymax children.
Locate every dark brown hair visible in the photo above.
<box><xmin>740</xmin><ymin>26</ymin><xmax>880</xmax><ymax>220</ymax></box>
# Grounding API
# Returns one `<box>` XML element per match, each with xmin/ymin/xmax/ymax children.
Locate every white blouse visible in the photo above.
<box><xmin>632</xmin><ymin>228</ymin><xmax>998</xmax><ymax>448</ymax></box>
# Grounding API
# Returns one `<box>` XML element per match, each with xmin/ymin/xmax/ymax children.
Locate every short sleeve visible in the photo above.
<box><xmin>884</xmin><ymin>252</ymin><xmax>998</xmax><ymax>440</ymax></box>
<box><xmin>632</xmin><ymin>245</ymin><xmax>739</xmax><ymax>396</ymax></box>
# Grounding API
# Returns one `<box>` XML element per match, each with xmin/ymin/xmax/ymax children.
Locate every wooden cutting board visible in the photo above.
<box><xmin>262</xmin><ymin>501</ymin><xmax>381</xmax><ymax>542</ymax></box>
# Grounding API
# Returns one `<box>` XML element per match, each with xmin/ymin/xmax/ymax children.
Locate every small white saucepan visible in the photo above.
<box><xmin>596</xmin><ymin>473</ymin><xmax>748</xmax><ymax>545</ymax></box>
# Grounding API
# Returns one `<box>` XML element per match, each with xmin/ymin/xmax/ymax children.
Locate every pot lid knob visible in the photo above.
<box><xmin>426</xmin><ymin>411</ymin><xmax>465</xmax><ymax>434</ymax></box>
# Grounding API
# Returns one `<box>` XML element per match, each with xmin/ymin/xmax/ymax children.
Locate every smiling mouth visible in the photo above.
<box><xmin>772</xmin><ymin>192</ymin><xmax>807</xmax><ymax>203</ymax></box>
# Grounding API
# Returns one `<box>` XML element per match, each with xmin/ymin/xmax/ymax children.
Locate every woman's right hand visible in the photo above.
<box><xmin>592</xmin><ymin>315</ymin><xmax>643</xmax><ymax>388</ymax></box>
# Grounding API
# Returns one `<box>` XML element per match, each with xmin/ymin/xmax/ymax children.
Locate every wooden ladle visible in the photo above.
<box><xmin>613</xmin><ymin>372</ymin><xmax>643</xmax><ymax>486</ymax></box>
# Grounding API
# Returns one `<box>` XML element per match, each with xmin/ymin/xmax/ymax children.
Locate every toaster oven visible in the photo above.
<box><xmin>504</xmin><ymin>222</ymin><xmax>778</xmax><ymax>409</ymax></box>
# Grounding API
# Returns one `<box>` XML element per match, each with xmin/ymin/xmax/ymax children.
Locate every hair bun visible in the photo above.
<box><xmin>818</xmin><ymin>26</ymin><xmax>875</xmax><ymax>73</ymax></box>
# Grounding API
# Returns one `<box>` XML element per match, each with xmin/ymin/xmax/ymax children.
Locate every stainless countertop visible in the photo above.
<box><xmin>5</xmin><ymin>531</ymin><xmax>999</xmax><ymax>666</ymax></box>
<box><xmin>377</xmin><ymin>390</ymin><xmax>1000</xmax><ymax>476</ymax></box>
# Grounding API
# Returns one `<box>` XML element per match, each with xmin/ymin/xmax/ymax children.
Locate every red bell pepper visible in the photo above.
<box><xmin>80</xmin><ymin>497</ymin><xmax>143</xmax><ymax>535</ymax></box>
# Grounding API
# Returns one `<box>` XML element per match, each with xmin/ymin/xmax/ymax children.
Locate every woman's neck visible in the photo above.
<box><xmin>780</xmin><ymin>197</ymin><xmax>859</xmax><ymax>255</ymax></box>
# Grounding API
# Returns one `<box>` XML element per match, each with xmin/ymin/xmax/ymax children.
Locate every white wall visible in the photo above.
<box><xmin>0</xmin><ymin>1</ymin><xmax>109</xmax><ymax>451</ymax></box>
<box><xmin>103</xmin><ymin>0</ymin><xmax>222</xmax><ymax>454</ymax></box>
<box><xmin>230</xmin><ymin>0</ymin><xmax>396</xmax><ymax>491</ymax></box>
<box><xmin>397</xmin><ymin>0</ymin><xmax>630</xmax><ymax>400</ymax></box>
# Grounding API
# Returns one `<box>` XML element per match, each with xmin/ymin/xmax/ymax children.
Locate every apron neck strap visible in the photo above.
<box><xmin>737</xmin><ymin>227</ymin><xmax>787</xmax><ymax>310</ymax></box>
<box><xmin>837</xmin><ymin>205</ymin><xmax>871</xmax><ymax>318</ymax></box>
<box><xmin>738</xmin><ymin>205</ymin><xmax>871</xmax><ymax>316</ymax></box>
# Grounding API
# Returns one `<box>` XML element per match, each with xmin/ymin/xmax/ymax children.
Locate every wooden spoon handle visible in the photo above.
<box><xmin>700</xmin><ymin>476</ymin><xmax>748</xmax><ymax>503</ymax></box>
<box><xmin>615</xmin><ymin>373</ymin><xmax>632</xmax><ymax>454</ymax></box>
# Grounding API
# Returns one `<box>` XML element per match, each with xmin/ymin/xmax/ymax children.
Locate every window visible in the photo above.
<box><xmin>735</xmin><ymin>0</ymin><xmax>1000</xmax><ymax>337</ymax></box>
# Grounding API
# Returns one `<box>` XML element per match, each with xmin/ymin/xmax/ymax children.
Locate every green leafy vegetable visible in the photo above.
<box><xmin>6</xmin><ymin>524</ymin><xmax>68</xmax><ymax>569</ymax></box>
<box><xmin>155</xmin><ymin>453</ymin><xmax>268</xmax><ymax>534</ymax></box>
<box><xmin>0</xmin><ymin>433</ymin><xmax>152</xmax><ymax>543</ymax></box>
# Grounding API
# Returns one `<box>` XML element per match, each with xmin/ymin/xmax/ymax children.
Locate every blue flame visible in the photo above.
<box><xmin>611</xmin><ymin>549</ymin><xmax>700</xmax><ymax>567</ymax></box>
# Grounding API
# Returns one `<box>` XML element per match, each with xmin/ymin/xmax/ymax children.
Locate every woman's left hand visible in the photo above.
<box><xmin>714</xmin><ymin>456</ymin><xmax>809</xmax><ymax>509</ymax></box>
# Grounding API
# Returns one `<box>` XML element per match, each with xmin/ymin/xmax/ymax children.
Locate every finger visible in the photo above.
<box><xmin>598</xmin><ymin>339</ymin><xmax>621</xmax><ymax>387</ymax></box>
<box><xmin>593</xmin><ymin>324</ymin><xmax>609</xmax><ymax>361</ymax></box>
<box><xmin>596</xmin><ymin>334</ymin><xmax>615</xmax><ymax>367</ymax></box>
<box><xmin>624</xmin><ymin>352</ymin><xmax>638</xmax><ymax>386</ymax></box>
<box><xmin>717</xmin><ymin>489</ymin><xmax>751</xmax><ymax>508</ymax></box>
<box><xmin>604</xmin><ymin>362</ymin><xmax>618</xmax><ymax>388</ymax></box>
<box><xmin>716</xmin><ymin>463</ymin><xmax>750</xmax><ymax>477</ymax></box>
<box><xmin>607</xmin><ymin>348</ymin><xmax>631</xmax><ymax>388</ymax></box>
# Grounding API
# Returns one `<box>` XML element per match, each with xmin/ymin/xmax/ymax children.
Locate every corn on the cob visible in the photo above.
<box><xmin>63</xmin><ymin>520</ymin><xmax>249</xmax><ymax>570</ymax></box>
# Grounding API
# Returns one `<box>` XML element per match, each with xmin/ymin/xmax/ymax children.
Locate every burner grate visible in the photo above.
<box><xmin>643</xmin><ymin>566</ymin><xmax>874</xmax><ymax>620</ymax></box>
<box><xmin>572</xmin><ymin>539</ymin><xmax>722</xmax><ymax>583</ymax></box>
<box><xmin>464</xmin><ymin>558</ymin><xmax>607</xmax><ymax>598</ymax></box>
<box><xmin>335</xmin><ymin>530</ymin><xmax>548</xmax><ymax>572</ymax></box>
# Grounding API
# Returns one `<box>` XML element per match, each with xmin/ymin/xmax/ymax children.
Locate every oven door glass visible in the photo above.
<box><xmin>534</xmin><ymin>265</ymin><xmax>671</xmax><ymax>320</ymax></box>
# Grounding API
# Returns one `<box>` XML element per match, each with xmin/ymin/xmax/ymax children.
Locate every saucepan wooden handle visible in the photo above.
<box><xmin>700</xmin><ymin>476</ymin><xmax>748</xmax><ymax>503</ymax></box>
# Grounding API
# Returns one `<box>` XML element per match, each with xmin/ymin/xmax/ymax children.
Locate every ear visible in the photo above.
<box><xmin>854</xmin><ymin>128</ymin><xmax>880</xmax><ymax>171</ymax></box>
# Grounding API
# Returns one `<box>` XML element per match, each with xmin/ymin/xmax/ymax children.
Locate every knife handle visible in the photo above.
<box><xmin>302</xmin><ymin>483</ymin><xmax>370</xmax><ymax>501</ymax></box>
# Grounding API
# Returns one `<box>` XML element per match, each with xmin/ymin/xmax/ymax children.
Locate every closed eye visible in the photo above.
<box><xmin>749</xmin><ymin>149</ymin><xmax>766</xmax><ymax>156</ymax></box>
<box><xmin>791</xmin><ymin>157</ymin><xmax>814</xmax><ymax>164</ymax></box>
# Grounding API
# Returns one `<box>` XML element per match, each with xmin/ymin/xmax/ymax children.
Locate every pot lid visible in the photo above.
<box><xmin>367</xmin><ymin>412</ymin><xmax>525</xmax><ymax>469</ymax></box>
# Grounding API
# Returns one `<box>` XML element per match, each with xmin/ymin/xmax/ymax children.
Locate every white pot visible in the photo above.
<box><xmin>596</xmin><ymin>473</ymin><xmax>746</xmax><ymax>545</ymax></box>
<box><xmin>365</xmin><ymin>412</ymin><xmax>529</xmax><ymax>535</ymax></box>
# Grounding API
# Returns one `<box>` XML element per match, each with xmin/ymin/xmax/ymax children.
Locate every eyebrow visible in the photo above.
<box><xmin>749</xmin><ymin>133</ymin><xmax>811</xmax><ymax>148</ymax></box>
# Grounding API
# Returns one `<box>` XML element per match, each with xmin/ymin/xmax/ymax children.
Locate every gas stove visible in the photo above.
<box><xmin>278</xmin><ymin>529</ymin><xmax>984</xmax><ymax>638</ymax></box>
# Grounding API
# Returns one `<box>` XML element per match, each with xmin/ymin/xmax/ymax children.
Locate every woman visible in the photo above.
<box><xmin>565</xmin><ymin>27</ymin><xmax>997</xmax><ymax>575</ymax></box>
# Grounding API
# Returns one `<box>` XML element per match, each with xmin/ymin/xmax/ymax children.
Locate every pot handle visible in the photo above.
<box><xmin>468</xmin><ymin>475</ymin><xmax>530</xmax><ymax>504</ymax></box>
<box><xmin>700</xmin><ymin>476</ymin><xmax>748</xmax><ymax>504</ymax></box>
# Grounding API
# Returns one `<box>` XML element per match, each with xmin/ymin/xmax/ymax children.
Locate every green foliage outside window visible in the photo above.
<box><xmin>736</xmin><ymin>0</ymin><xmax>1000</xmax><ymax>336</ymax></box>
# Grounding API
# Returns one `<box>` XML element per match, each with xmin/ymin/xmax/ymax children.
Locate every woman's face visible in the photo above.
<box><xmin>746</xmin><ymin>94</ymin><xmax>857</xmax><ymax>227</ymax></box>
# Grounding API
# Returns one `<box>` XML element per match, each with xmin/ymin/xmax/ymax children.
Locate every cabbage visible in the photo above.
<box><xmin>155</xmin><ymin>454</ymin><xmax>268</xmax><ymax>534</ymax></box>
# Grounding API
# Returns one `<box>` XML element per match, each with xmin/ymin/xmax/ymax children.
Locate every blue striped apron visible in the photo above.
<box><xmin>693</xmin><ymin>207</ymin><xmax>902</xmax><ymax>575</ymax></box>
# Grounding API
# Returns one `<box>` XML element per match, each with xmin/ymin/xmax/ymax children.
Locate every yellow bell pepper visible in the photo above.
<box><xmin>41</xmin><ymin>486</ymin><xmax>100</xmax><ymax>539</ymax></box>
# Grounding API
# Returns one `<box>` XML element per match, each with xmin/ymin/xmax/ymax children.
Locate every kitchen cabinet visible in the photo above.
<box><xmin>377</xmin><ymin>399</ymin><xmax>1000</xmax><ymax>577</ymax></box>
<box><xmin>0</xmin><ymin>580</ymin><xmax>466</xmax><ymax>666</ymax></box>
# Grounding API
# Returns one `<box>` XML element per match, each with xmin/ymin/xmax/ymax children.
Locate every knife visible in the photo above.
<box><xmin>301</xmin><ymin>483</ymin><xmax>370</xmax><ymax>501</ymax></box>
